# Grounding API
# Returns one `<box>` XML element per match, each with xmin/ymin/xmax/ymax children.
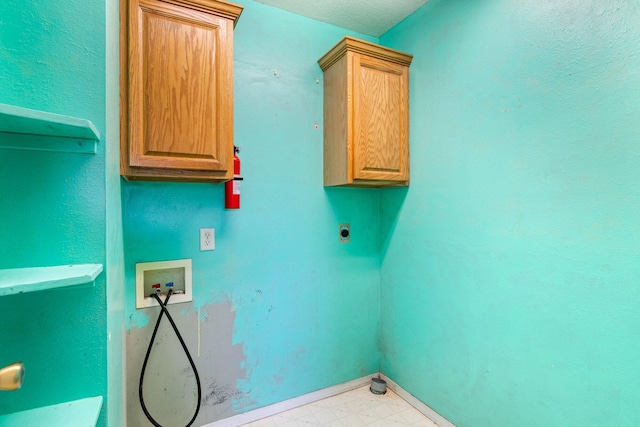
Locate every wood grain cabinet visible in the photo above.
<box><xmin>121</xmin><ymin>0</ymin><xmax>242</xmax><ymax>182</ymax></box>
<box><xmin>318</xmin><ymin>37</ymin><xmax>413</xmax><ymax>187</ymax></box>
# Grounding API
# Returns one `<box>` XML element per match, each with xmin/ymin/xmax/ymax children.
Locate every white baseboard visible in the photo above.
<box><xmin>201</xmin><ymin>374</ymin><xmax>375</xmax><ymax>427</ymax></box>
<box><xmin>379</xmin><ymin>374</ymin><xmax>456</xmax><ymax>427</ymax></box>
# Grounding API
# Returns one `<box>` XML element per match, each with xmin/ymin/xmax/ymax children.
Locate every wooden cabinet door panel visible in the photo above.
<box><xmin>129</xmin><ymin>0</ymin><xmax>232</xmax><ymax>172</ymax></box>
<box><xmin>352</xmin><ymin>54</ymin><xmax>409</xmax><ymax>183</ymax></box>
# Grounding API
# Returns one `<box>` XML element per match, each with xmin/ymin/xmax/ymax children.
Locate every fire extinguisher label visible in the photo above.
<box><xmin>233</xmin><ymin>180</ymin><xmax>241</xmax><ymax>195</ymax></box>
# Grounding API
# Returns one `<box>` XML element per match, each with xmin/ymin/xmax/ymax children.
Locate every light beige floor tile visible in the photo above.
<box><xmin>271</xmin><ymin>414</ymin><xmax>294</xmax><ymax>425</ymax></box>
<box><xmin>397</xmin><ymin>407</ymin><xmax>430</xmax><ymax>424</ymax></box>
<box><xmin>356</xmin><ymin>412</ymin><xmax>380</xmax><ymax>424</ymax></box>
<box><xmin>336</xmin><ymin>413</ymin><xmax>368</xmax><ymax>426</ymax></box>
<box><xmin>280</xmin><ymin>406</ymin><xmax>312</xmax><ymax>420</ymax></box>
<box><xmin>412</xmin><ymin>417</ymin><xmax>439</xmax><ymax>427</ymax></box>
<box><xmin>369</xmin><ymin>403</ymin><xmax>400</xmax><ymax>419</ymax></box>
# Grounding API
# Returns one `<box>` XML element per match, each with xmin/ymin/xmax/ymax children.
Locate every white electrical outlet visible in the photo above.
<box><xmin>200</xmin><ymin>228</ymin><xmax>215</xmax><ymax>251</ymax></box>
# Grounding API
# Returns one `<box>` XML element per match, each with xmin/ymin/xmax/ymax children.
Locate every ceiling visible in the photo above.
<box><xmin>254</xmin><ymin>0</ymin><xmax>428</xmax><ymax>37</ymax></box>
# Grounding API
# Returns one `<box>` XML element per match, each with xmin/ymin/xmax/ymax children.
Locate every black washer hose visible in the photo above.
<box><xmin>139</xmin><ymin>290</ymin><xmax>202</xmax><ymax>427</ymax></box>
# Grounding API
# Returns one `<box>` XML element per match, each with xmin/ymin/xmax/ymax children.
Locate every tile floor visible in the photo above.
<box><xmin>241</xmin><ymin>385</ymin><xmax>439</xmax><ymax>426</ymax></box>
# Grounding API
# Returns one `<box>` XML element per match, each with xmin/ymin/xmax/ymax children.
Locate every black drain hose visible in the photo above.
<box><xmin>139</xmin><ymin>290</ymin><xmax>202</xmax><ymax>427</ymax></box>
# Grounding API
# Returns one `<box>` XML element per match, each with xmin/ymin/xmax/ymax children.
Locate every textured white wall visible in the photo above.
<box><xmin>255</xmin><ymin>0</ymin><xmax>428</xmax><ymax>36</ymax></box>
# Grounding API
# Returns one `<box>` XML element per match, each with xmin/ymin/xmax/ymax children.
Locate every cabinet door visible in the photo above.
<box><xmin>352</xmin><ymin>54</ymin><xmax>409</xmax><ymax>183</ymax></box>
<box><xmin>128</xmin><ymin>0</ymin><xmax>233</xmax><ymax>173</ymax></box>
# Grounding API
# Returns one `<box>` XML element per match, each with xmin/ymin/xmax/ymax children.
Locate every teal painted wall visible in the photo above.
<box><xmin>0</xmin><ymin>1</ymin><xmax>114</xmax><ymax>425</ymax></box>
<box><xmin>122</xmin><ymin>1</ymin><xmax>381</xmax><ymax>425</ymax></box>
<box><xmin>380</xmin><ymin>1</ymin><xmax>640</xmax><ymax>426</ymax></box>
<box><xmin>105</xmin><ymin>0</ymin><xmax>126</xmax><ymax>424</ymax></box>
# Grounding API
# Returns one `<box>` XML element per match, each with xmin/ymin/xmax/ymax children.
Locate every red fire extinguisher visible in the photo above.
<box><xmin>225</xmin><ymin>146</ymin><xmax>242</xmax><ymax>209</ymax></box>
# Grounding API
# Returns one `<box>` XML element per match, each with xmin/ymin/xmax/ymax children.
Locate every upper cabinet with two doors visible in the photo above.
<box><xmin>319</xmin><ymin>36</ymin><xmax>413</xmax><ymax>187</ymax></box>
<box><xmin>120</xmin><ymin>0</ymin><xmax>242</xmax><ymax>182</ymax></box>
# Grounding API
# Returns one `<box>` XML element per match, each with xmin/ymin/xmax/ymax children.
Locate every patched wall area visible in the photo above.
<box><xmin>127</xmin><ymin>302</ymin><xmax>245</xmax><ymax>425</ymax></box>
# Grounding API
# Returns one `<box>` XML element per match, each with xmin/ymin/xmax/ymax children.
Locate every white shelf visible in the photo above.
<box><xmin>0</xmin><ymin>103</ymin><xmax>100</xmax><ymax>154</ymax></box>
<box><xmin>0</xmin><ymin>264</ymin><xmax>103</xmax><ymax>297</ymax></box>
<box><xmin>0</xmin><ymin>396</ymin><xmax>102</xmax><ymax>427</ymax></box>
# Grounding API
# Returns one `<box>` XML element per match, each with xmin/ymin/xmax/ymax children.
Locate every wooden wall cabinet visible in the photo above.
<box><xmin>121</xmin><ymin>0</ymin><xmax>242</xmax><ymax>182</ymax></box>
<box><xmin>318</xmin><ymin>37</ymin><xmax>413</xmax><ymax>187</ymax></box>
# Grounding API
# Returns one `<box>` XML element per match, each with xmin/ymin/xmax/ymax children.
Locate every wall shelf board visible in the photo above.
<box><xmin>0</xmin><ymin>264</ymin><xmax>104</xmax><ymax>297</ymax></box>
<box><xmin>0</xmin><ymin>396</ymin><xmax>103</xmax><ymax>427</ymax></box>
<box><xmin>0</xmin><ymin>103</ymin><xmax>100</xmax><ymax>154</ymax></box>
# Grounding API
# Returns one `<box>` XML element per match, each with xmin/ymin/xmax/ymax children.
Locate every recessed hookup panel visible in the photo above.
<box><xmin>143</xmin><ymin>266</ymin><xmax>186</xmax><ymax>296</ymax></box>
<box><xmin>135</xmin><ymin>259</ymin><xmax>193</xmax><ymax>309</ymax></box>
